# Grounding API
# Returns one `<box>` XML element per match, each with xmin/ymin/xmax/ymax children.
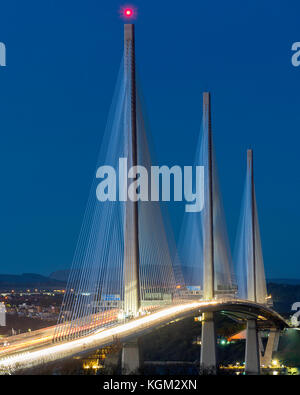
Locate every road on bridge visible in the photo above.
<box><xmin>0</xmin><ymin>299</ymin><xmax>289</xmax><ymax>374</ymax></box>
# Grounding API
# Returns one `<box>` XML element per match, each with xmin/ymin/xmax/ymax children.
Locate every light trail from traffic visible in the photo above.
<box><xmin>0</xmin><ymin>309</ymin><xmax>119</xmax><ymax>357</ymax></box>
<box><xmin>0</xmin><ymin>299</ymin><xmax>289</xmax><ymax>374</ymax></box>
<box><xmin>0</xmin><ymin>301</ymin><xmax>214</xmax><ymax>373</ymax></box>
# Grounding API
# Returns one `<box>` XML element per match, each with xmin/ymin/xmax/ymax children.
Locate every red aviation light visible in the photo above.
<box><xmin>124</xmin><ymin>8</ymin><xmax>133</xmax><ymax>17</ymax></box>
<box><xmin>120</xmin><ymin>5</ymin><xmax>137</xmax><ymax>20</ymax></box>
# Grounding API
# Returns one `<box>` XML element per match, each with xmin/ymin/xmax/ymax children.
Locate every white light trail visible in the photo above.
<box><xmin>0</xmin><ymin>301</ymin><xmax>218</xmax><ymax>372</ymax></box>
<box><xmin>0</xmin><ymin>298</ymin><xmax>287</xmax><ymax>373</ymax></box>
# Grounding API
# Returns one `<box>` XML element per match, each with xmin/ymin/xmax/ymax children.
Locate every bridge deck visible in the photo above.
<box><xmin>0</xmin><ymin>299</ymin><xmax>289</xmax><ymax>374</ymax></box>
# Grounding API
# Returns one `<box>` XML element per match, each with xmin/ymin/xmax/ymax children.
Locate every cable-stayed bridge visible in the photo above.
<box><xmin>0</xmin><ymin>24</ymin><xmax>289</xmax><ymax>375</ymax></box>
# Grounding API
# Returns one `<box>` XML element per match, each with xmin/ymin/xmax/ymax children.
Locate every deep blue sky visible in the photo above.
<box><xmin>0</xmin><ymin>0</ymin><xmax>299</xmax><ymax>278</ymax></box>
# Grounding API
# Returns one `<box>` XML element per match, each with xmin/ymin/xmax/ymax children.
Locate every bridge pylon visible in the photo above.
<box><xmin>244</xmin><ymin>150</ymin><xmax>267</xmax><ymax>374</ymax></box>
<box><xmin>200</xmin><ymin>92</ymin><xmax>216</xmax><ymax>372</ymax></box>
<box><xmin>247</xmin><ymin>149</ymin><xmax>257</xmax><ymax>302</ymax></box>
<box><xmin>121</xmin><ymin>23</ymin><xmax>142</xmax><ymax>375</ymax></box>
<box><xmin>123</xmin><ymin>23</ymin><xmax>141</xmax><ymax>318</ymax></box>
<box><xmin>236</xmin><ymin>149</ymin><xmax>268</xmax><ymax>304</ymax></box>
<box><xmin>202</xmin><ymin>92</ymin><xmax>214</xmax><ymax>302</ymax></box>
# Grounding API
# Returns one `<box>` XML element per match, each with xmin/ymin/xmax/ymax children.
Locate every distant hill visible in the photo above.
<box><xmin>49</xmin><ymin>270</ymin><xmax>70</xmax><ymax>282</ymax></box>
<box><xmin>0</xmin><ymin>273</ymin><xmax>65</xmax><ymax>290</ymax></box>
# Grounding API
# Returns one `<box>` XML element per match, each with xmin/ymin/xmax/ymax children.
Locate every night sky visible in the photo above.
<box><xmin>0</xmin><ymin>0</ymin><xmax>299</xmax><ymax>278</ymax></box>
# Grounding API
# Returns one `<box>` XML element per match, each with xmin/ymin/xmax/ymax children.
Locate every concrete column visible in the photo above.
<box><xmin>200</xmin><ymin>93</ymin><xmax>217</xmax><ymax>374</ymax></box>
<box><xmin>122</xmin><ymin>339</ymin><xmax>141</xmax><ymax>375</ymax></box>
<box><xmin>273</xmin><ymin>329</ymin><xmax>280</xmax><ymax>352</ymax></box>
<box><xmin>258</xmin><ymin>331</ymin><xmax>264</xmax><ymax>365</ymax></box>
<box><xmin>247</xmin><ymin>150</ymin><xmax>256</xmax><ymax>302</ymax></box>
<box><xmin>203</xmin><ymin>92</ymin><xmax>214</xmax><ymax>301</ymax></box>
<box><xmin>258</xmin><ymin>331</ymin><xmax>264</xmax><ymax>353</ymax></box>
<box><xmin>123</xmin><ymin>24</ymin><xmax>140</xmax><ymax>317</ymax></box>
<box><xmin>245</xmin><ymin>319</ymin><xmax>260</xmax><ymax>375</ymax></box>
<box><xmin>261</xmin><ymin>328</ymin><xmax>280</xmax><ymax>367</ymax></box>
<box><xmin>200</xmin><ymin>312</ymin><xmax>216</xmax><ymax>373</ymax></box>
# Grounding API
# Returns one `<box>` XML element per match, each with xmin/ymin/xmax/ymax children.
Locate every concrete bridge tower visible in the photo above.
<box><xmin>122</xmin><ymin>23</ymin><xmax>141</xmax><ymax>374</ymax></box>
<box><xmin>245</xmin><ymin>149</ymin><xmax>260</xmax><ymax>375</ymax></box>
<box><xmin>244</xmin><ymin>150</ymin><xmax>279</xmax><ymax>374</ymax></box>
<box><xmin>200</xmin><ymin>92</ymin><xmax>217</xmax><ymax>372</ymax></box>
<box><xmin>123</xmin><ymin>23</ymin><xmax>141</xmax><ymax>318</ymax></box>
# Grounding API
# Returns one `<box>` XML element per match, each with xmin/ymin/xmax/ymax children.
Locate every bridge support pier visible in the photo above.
<box><xmin>258</xmin><ymin>331</ymin><xmax>265</xmax><ymax>367</ymax></box>
<box><xmin>200</xmin><ymin>312</ymin><xmax>216</xmax><ymax>374</ymax></box>
<box><xmin>245</xmin><ymin>319</ymin><xmax>260</xmax><ymax>375</ymax></box>
<box><xmin>258</xmin><ymin>331</ymin><xmax>264</xmax><ymax>357</ymax></box>
<box><xmin>122</xmin><ymin>338</ymin><xmax>141</xmax><ymax>375</ymax></box>
<box><xmin>261</xmin><ymin>328</ymin><xmax>280</xmax><ymax>367</ymax></box>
